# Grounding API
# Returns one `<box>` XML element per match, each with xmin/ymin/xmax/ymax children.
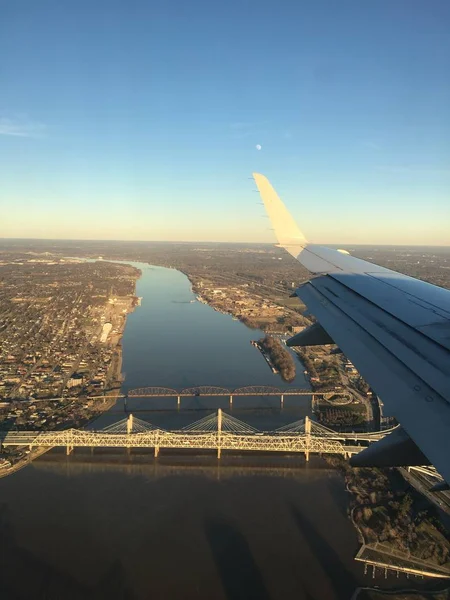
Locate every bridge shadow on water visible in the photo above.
<box><xmin>205</xmin><ymin>516</ymin><xmax>324</xmax><ymax>600</ymax></box>
<box><xmin>205</xmin><ymin>509</ymin><xmax>357</xmax><ymax>600</ymax></box>
<box><xmin>289</xmin><ymin>504</ymin><xmax>357</xmax><ymax>600</ymax></box>
<box><xmin>205</xmin><ymin>517</ymin><xmax>271</xmax><ymax>600</ymax></box>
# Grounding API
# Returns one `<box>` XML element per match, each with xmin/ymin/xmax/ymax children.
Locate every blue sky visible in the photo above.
<box><xmin>1</xmin><ymin>0</ymin><xmax>449</xmax><ymax>244</ymax></box>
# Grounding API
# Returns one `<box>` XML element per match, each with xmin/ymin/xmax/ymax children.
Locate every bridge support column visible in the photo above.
<box><xmin>280</xmin><ymin>394</ymin><xmax>284</xmax><ymax>410</ymax></box>
<box><xmin>177</xmin><ymin>395</ymin><xmax>181</xmax><ymax>409</ymax></box>
<box><xmin>126</xmin><ymin>413</ymin><xmax>133</xmax><ymax>435</ymax></box>
<box><xmin>229</xmin><ymin>395</ymin><xmax>233</xmax><ymax>409</ymax></box>
<box><xmin>311</xmin><ymin>393</ymin><xmax>315</xmax><ymax>411</ymax></box>
<box><xmin>217</xmin><ymin>408</ymin><xmax>222</xmax><ymax>459</ymax></box>
<box><xmin>305</xmin><ymin>416</ymin><xmax>311</xmax><ymax>462</ymax></box>
<box><xmin>124</xmin><ymin>395</ymin><xmax>127</xmax><ymax>411</ymax></box>
<box><xmin>66</xmin><ymin>445</ymin><xmax>73</xmax><ymax>456</ymax></box>
<box><xmin>154</xmin><ymin>446</ymin><xmax>159</xmax><ymax>458</ymax></box>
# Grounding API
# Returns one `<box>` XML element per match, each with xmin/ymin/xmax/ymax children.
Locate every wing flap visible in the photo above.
<box><xmin>332</xmin><ymin>272</ymin><xmax>450</xmax><ymax>352</ymax></box>
<box><xmin>350</xmin><ymin>427</ymin><xmax>431</xmax><ymax>468</ymax></box>
<box><xmin>295</xmin><ymin>279</ymin><xmax>450</xmax><ymax>483</ymax></box>
<box><xmin>306</xmin><ymin>275</ymin><xmax>450</xmax><ymax>401</ymax></box>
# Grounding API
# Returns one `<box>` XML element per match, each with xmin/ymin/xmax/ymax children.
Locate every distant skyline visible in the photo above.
<box><xmin>1</xmin><ymin>0</ymin><xmax>449</xmax><ymax>245</ymax></box>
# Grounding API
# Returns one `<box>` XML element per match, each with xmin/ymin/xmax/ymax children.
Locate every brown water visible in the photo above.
<box><xmin>0</xmin><ymin>453</ymin><xmax>369</xmax><ymax>599</ymax></box>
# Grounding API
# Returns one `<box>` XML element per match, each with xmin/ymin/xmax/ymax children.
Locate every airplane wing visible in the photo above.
<box><xmin>253</xmin><ymin>172</ymin><xmax>450</xmax><ymax>484</ymax></box>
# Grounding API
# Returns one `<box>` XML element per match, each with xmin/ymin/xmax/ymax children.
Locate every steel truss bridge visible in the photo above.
<box><xmin>1</xmin><ymin>410</ymin><xmax>391</xmax><ymax>460</ymax></box>
<box><xmin>125</xmin><ymin>385</ymin><xmax>344</xmax><ymax>409</ymax></box>
<box><xmin>16</xmin><ymin>386</ymin><xmax>346</xmax><ymax>411</ymax></box>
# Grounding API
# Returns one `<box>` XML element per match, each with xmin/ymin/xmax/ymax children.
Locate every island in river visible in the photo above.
<box><xmin>257</xmin><ymin>335</ymin><xmax>296</xmax><ymax>382</ymax></box>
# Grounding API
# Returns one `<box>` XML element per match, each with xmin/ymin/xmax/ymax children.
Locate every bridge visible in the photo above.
<box><xmin>1</xmin><ymin>410</ymin><xmax>387</xmax><ymax>461</ymax></box>
<box><xmin>125</xmin><ymin>385</ymin><xmax>341</xmax><ymax>409</ymax></box>
<box><xmin>16</xmin><ymin>386</ymin><xmax>347</xmax><ymax>411</ymax></box>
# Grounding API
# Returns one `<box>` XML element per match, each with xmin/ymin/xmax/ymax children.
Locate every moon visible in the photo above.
<box><xmin>255</xmin><ymin>144</ymin><xmax>262</xmax><ymax>150</ymax></box>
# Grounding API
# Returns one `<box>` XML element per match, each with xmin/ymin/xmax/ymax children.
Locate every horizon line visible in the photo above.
<box><xmin>0</xmin><ymin>237</ymin><xmax>449</xmax><ymax>248</ymax></box>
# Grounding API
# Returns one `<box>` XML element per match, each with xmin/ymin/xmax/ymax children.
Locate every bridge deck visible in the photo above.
<box><xmin>1</xmin><ymin>429</ymin><xmax>357</xmax><ymax>455</ymax></box>
<box><xmin>0</xmin><ymin>412</ymin><xmax>386</xmax><ymax>458</ymax></box>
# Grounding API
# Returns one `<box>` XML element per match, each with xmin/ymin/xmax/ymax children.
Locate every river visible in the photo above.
<box><xmin>0</xmin><ymin>263</ymin><xmax>412</xmax><ymax>599</ymax></box>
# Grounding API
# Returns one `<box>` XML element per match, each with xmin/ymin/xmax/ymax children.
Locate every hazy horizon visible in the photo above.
<box><xmin>0</xmin><ymin>237</ymin><xmax>449</xmax><ymax>249</ymax></box>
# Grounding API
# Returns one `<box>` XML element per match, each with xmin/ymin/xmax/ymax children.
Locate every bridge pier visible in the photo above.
<box><xmin>154</xmin><ymin>446</ymin><xmax>159</xmax><ymax>458</ymax></box>
<box><xmin>126</xmin><ymin>413</ymin><xmax>133</xmax><ymax>434</ymax></box>
<box><xmin>66</xmin><ymin>445</ymin><xmax>73</xmax><ymax>456</ymax></box>
<box><xmin>217</xmin><ymin>408</ymin><xmax>222</xmax><ymax>459</ymax></box>
<box><xmin>177</xmin><ymin>395</ymin><xmax>181</xmax><ymax>409</ymax></box>
<box><xmin>305</xmin><ymin>416</ymin><xmax>311</xmax><ymax>462</ymax></box>
<box><xmin>229</xmin><ymin>395</ymin><xmax>233</xmax><ymax>409</ymax></box>
<box><xmin>280</xmin><ymin>394</ymin><xmax>284</xmax><ymax>409</ymax></box>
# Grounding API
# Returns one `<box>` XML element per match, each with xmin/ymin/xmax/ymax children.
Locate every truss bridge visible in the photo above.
<box><xmin>1</xmin><ymin>410</ymin><xmax>388</xmax><ymax>461</ymax></box>
<box><xmin>126</xmin><ymin>384</ymin><xmax>323</xmax><ymax>409</ymax></box>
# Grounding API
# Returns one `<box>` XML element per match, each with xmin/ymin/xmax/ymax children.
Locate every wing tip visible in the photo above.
<box><xmin>252</xmin><ymin>172</ymin><xmax>267</xmax><ymax>184</ymax></box>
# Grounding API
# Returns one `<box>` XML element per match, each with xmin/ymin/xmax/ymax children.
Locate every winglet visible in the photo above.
<box><xmin>253</xmin><ymin>173</ymin><xmax>307</xmax><ymax>258</ymax></box>
<box><xmin>253</xmin><ymin>173</ymin><xmax>383</xmax><ymax>274</ymax></box>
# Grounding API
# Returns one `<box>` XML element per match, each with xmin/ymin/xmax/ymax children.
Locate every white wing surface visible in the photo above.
<box><xmin>253</xmin><ymin>173</ymin><xmax>450</xmax><ymax>483</ymax></box>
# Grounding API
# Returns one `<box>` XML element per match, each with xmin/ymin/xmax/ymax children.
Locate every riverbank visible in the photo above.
<box><xmin>250</xmin><ymin>340</ymin><xmax>278</xmax><ymax>374</ymax></box>
<box><xmin>0</xmin><ymin>446</ymin><xmax>52</xmax><ymax>479</ymax></box>
<box><xmin>327</xmin><ymin>457</ymin><xmax>450</xmax><ymax>579</ymax></box>
<box><xmin>0</xmin><ymin>395</ymin><xmax>119</xmax><ymax>478</ymax></box>
<box><xmin>187</xmin><ymin>272</ymin><xmax>308</xmax><ymax>333</ymax></box>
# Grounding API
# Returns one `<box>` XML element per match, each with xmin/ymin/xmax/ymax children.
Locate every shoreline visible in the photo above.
<box><xmin>250</xmin><ymin>340</ymin><xmax>278</xmax><ymax>374</ymax></box>
<box><xmin>184</xmin><ymin>270</ymin><xmax>305</xmax><ymax>333</ymax></box>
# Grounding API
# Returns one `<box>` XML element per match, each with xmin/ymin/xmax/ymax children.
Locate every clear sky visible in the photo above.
<box><xmin>1</xmin><ymin>0</ymin><xmax>449</xmax><ymax>245</ymax></box>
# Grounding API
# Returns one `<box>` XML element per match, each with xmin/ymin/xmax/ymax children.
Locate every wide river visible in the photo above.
<box><xmin>0</xmin><ymin>264</ymin><xmax>409</xmax><ymax>599</ymax></box>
